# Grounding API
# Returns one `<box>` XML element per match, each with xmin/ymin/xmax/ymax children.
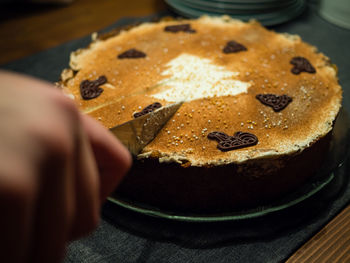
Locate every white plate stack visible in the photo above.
<box><xmin>319</xmin><ymin>0</ymin><xmax>350</xmax><ymax>29</ymax></box>
<box><xmin>165</xmin><ymin>0</ymin><xmax>306</xmax><ymax>26</ymax></box>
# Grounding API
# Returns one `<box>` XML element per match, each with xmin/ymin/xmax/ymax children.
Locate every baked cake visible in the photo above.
<box><xmin>60</xmin><ymin>16</ymin><xmax>342</xmax><ymax>212</ymax></box>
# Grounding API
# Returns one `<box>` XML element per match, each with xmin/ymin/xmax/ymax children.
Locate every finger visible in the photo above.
<box><xmin>68</xmin><ymin>121</ymin><xmax>100</xmax><ymax>240</ymax></box>
<box><xmin>80</xmin><ymin>114</ymin><xmax>132</xmax><ymax>202</ymax></box>
<box><xmin>6</xmin><ymin>72</ymin><xmax>102</xmax><ymax>241</ymax></box>
<box><xmin>0</xmin><ymin>71</ymin><xmax>75</xmax><ymax>263</ymax></box>
<box><xmin>29</xmin><ymin>146</ymin><xmax>75</xmax><ymax>263</ymax></box>
<box><xmin>0</xmin><ymin>157</ymin><xmax>36</xmax><ymax>263</ymax></box>
<box><xmin>24</xmin><ymin>91</ymin><xmax>78</xmax><ymax>262</ymax></box>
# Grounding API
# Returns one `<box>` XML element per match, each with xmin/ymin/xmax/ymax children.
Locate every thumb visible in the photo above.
<box><xmin>80</xmin><ymin>114</ymin><xmax>132</xmax><ymax>202</ymax></box>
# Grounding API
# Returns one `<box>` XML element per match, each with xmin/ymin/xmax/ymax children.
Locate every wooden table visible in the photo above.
<box><xmin>1</xmin><ymin>1</ymin><xmax>349</xmax><ymax>262</ymax></box>
<box><xmin>0</xmin><ymin>0</ymin><xmax>166</xmax><ymax>65</ymax></box>
<box><xmin>287</xmin><ymin>205</ymin><xmax>350</xmax><ymax>263</ymax></box>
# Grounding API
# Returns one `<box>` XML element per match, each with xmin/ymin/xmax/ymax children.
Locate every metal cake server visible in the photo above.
<box><xmin>109</xmin><ymin>101</ymin><xmax>183</xmax><ymax>155</ymax></box>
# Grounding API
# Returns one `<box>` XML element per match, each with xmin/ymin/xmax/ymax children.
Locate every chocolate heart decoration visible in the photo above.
<box><xmin>223</xmin><ymin>40</ymin><xmax>247</xmax><ymax>54</ymax></box>
<box><xmin>118</xmin><ymin>48</ymin><xmax>146</xmax><ymax>59</ymax></box>
<box><xmin>80</xmin><ymin>75</ymin><xmax>107</xmax><ymax>100</ymax></box>
<box><xmin>208</xmin><ymin>131</ymin><xmax>258</xmax><ymax>152</ymax></box>
<box><xmin>164</xmin><ymin>24</ymin><xmax>196</xmax><ymax>33</ymax></box>
<box><xmin>256</xmin><ymin>94</ymin><xmax>292</xmax><ymax>112</ymax></box>
<box><xmin>290</xmin><ymin>56</ymin><xmax>316</xmax><ymax>74</ymax></box>
<box><xmin>133</xmin><ymin>102</ymin><xmax>162</xmax><ymax>118</ymax></box>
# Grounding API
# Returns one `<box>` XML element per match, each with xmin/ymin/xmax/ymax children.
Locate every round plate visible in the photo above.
<box><xmin>165</xmin><ymin>0</ymin><xmax>306</xmax><ymax>26</ymax></box>
<box><xmin>178</xmin><ymin>0</ymin><xmax>295</xmax><ymax>12</ymax></box>
<box><xmin>108</xmin><ymin>109</ymin><xmax>350</xmax><ymax>222</ymax></box>
<box><xmin>209</xmin><ymin>0</ymin><xmax>294</xmax><ymax>3</ymax></box>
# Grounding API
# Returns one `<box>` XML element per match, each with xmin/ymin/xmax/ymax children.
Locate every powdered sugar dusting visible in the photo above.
<box><xmin>151</xmin><ymin>53</ymin><xmax>250</xmax><ymax>101</ymax></box>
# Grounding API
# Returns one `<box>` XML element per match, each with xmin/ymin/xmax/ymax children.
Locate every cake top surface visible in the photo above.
<box><xmin>61</xmin><ymin>16</ymin><xmax>342</xmax><ymax>166</ymax></box>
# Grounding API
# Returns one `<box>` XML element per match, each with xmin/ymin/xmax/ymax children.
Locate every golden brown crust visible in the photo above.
<box><xmin>116</xmin><ymin>132</ymin><xmax>332</xmax><ymax>212</ymax></box>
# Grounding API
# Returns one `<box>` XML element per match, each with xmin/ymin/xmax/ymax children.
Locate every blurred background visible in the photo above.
<box><xmin>0</xmin><ymin>0</ymin><xmax>349</xmax><ymax>66</ymax></box>
<box><xmin>1</xmin><ymin>1</ymin><xmax>350</xmax><ymax>262</ymax></box>
<box><xmin>0</xmin><ymin>0</ymin><xmax>166</xmax><ymax>65</ymax></box>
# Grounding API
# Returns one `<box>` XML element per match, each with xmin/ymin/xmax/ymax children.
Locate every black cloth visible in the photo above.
<box><xmin>2</xmin><ymin>5</ymin><xmax>350</xmax><ymax>263</ymax></box>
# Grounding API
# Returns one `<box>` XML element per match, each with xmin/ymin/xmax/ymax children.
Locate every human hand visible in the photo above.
<box><xmin>0</xmin><ymin>70</ymin><xmax>131</xmax><ymax>263</ymax></box>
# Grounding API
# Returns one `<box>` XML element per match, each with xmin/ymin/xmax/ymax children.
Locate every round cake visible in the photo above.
<box><xmin>60</xmin><ymin>16</ymin><xmax>342</xmax><ymax>212</ymax></box>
